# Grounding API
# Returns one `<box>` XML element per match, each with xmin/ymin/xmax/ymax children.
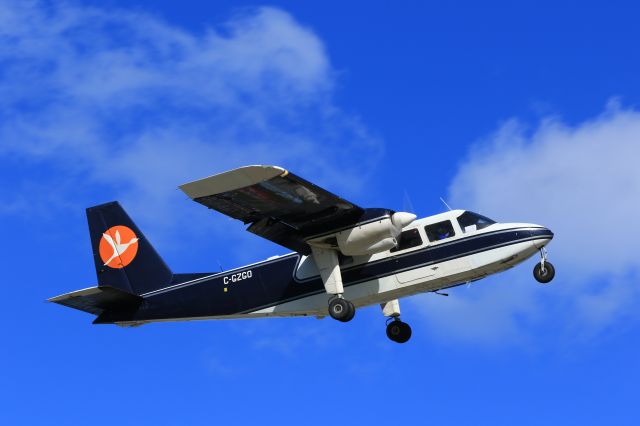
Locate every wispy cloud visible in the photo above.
<box><xmin>415</xmin><ymin>101</ymin><xmax>640</xmax><ymax>344</ymax></box>
<box><xmin>230</xmin><ymin>319</ymin><xmax>335</xmax><ymax>357</ymax></box>
<box><xmin>0</xmin><ymin>0</ymin><xmax>382</xmax><ymax>236</ymax></box>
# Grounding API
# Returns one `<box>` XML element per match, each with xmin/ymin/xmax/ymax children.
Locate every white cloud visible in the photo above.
<box><xmin>413</xmin><ymin>279</ymin><xmax>541</xmax><ymax>346</ymax></box>
<box><xmin>415</xmin><ymin>102</ymin><xmax>640</xmax><ymax>344</ymax></box>
<box><xmin>0</xmin><ymin>0</ymin><xmax>382</xmax><ymax>239</ymax></box>
<box><xmin>229</xmin><ymin>319</ymin><xmax>335</xmax><ymax>357</ymax></box>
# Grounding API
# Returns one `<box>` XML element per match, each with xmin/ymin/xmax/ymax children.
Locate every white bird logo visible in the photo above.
<box><xmin>102</xmin><ymin>229</ymin><xmax>139</xmax><ymax>267</ymax></box>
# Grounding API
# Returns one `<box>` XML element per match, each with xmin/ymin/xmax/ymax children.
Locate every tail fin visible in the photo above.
<box><xmin>87</xmin><ymin>201</ymin><xmax>173</xmax><ymax>295</ymax></box>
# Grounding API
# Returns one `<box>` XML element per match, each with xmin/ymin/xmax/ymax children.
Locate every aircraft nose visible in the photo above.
<box><xmin>542</xmin><ymin>226</ymin><xmax>554</xmax><ymax>239</ymax></box>
<box><xmin>532</xmin><ymin>226</ymin><xmax>553</xmax><ymax>249</ymax></box>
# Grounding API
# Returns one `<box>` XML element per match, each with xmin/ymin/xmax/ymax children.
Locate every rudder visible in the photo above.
<box><xmin>87</xmin><ymin>201</ymin><xmax>173</xmax><ymax>295</ymax></box>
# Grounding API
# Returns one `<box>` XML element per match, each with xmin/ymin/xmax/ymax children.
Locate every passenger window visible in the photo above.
<box><xmin>391</xmin><ymin>228</ymin><xmax>423</xmax><ymax>252</ymax></box>
<box><xmin>425</xmin><ymin>220</ymin><xmax>456</xmax><ymax>242</ymax></box>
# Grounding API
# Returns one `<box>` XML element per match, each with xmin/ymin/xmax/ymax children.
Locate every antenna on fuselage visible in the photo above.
<box><xmin>439</xmin><ymin>197</ymin><xmax>453</xmax><ymax>211</ymax></box>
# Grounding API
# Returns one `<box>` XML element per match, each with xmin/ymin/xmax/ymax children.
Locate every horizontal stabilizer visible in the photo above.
<box><xmin>48</xmin><ymin>286</ymin><xmax>143</xmax><ymax>316</ymax></box>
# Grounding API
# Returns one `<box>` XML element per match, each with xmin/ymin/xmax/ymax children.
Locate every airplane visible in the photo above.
<box><xmin>49</xmin><ymin>165</ymin><xmax>555</xmax><ymax>343</ymax></box>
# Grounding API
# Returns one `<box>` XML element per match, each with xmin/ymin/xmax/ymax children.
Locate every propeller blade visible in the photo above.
<box><xmin>402</xmin><ymin>189</ymin><xmax>416</xmax><ymax>215</ymax></box>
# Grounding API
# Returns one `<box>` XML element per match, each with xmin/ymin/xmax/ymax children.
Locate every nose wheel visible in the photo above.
<box><xmin>386</xmin><ymin>319</ymin><xmax>412</xmax><ymax>343</ymax></box>
<box><xmin>533</xmin><ymin>248</ymin><xmax>555</xmax><ymax>284</ymax></box>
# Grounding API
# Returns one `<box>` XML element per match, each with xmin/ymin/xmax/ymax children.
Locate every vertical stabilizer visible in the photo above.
<box><xmin>87</xmin><ymin>201</ymin><xmax>173</xmax><ymax>295</ymax></box>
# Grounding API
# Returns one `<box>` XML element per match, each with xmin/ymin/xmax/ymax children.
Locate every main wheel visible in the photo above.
<box><xmin>533</xmin><ymin>261</ymin><xmax>555</xmax><ymax>284</ymax></box>
<box><xmin>343</xmin><ymin>300</ymin><xmax>356</xmax><ymax>322</ymax></box>
<box><xmin>328</xmin><ymin>298</ymin><xmax>355</xmax><ymax>322</ymax></box>
<box><xmin>386</xmin><ymin>320</ymin><xmax>412</xmax><ymax>343</ymax></box>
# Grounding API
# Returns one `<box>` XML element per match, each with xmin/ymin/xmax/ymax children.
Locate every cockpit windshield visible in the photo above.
<box><xmin>457</xmin><ymin>211</ymin><xmax>496</xmax><ymax>233</ymax></box>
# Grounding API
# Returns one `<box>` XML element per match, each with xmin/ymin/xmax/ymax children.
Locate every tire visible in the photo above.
<box><xmin>386</xmin><ymin>320</ymin><xmax>412</xmax><ymax>343</ymax></box>
<box><xmin>328</xmin><ymin>298</ymin><xmax>352</xmax><ymax>322</ymax></box>
<box><xmin>343</xmin><ymin>300</ymin><xmax>356</xmax><ymax>322</ymax></box>
<box><xmin>533</xmin><ymin>262</ymin><xmax>555</xmax><ymax>284</ymax></box>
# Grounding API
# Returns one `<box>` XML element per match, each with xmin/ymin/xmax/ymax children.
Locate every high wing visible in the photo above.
<box><xmin>179</xmin><ymin>165</ymin><xmax>370</xmax><ymax>254</ymax></box>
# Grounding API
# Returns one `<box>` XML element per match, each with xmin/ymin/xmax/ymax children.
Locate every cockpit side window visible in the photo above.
<box><xmin>390</xmin><ymin>228</ymin><xmax>423</xmax><ymax>252</ymax></box>
<box><xmin>425</xmin><ymin>220</ymin><xmax>456</xmax><ymax>242</ymax></box>
<box><xmin>457</xmin><ymin>211</ymin><xmax>496</xmax><ymax>233</ymax></box>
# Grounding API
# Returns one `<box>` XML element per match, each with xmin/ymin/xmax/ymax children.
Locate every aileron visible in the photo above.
<box><xmin>179</xmin><ymin>165</ymin><xmax>287</xmax><ymax>199</ymax></box>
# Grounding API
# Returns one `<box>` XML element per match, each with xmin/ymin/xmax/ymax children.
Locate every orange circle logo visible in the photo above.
<box><xmin>99</xmin><ymin>225</ymin><xmax>139</xmax><ymax>269</ymax></box>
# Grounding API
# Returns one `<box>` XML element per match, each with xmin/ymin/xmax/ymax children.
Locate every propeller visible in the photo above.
<box><xmin>389</xmin><ymin>189</ymin><xmax>417</xmax><ymax>239</ymax></box>
<box><xmin>402</xmin><ymin>189</ymin><xmax>416</xmax><ymax>215</ymax></box>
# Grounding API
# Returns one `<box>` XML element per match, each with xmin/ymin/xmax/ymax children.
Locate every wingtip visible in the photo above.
<box><xmin>178</xmin><ymin>165</ymin><xmax>289</xmax><ymax>199</ymax></box>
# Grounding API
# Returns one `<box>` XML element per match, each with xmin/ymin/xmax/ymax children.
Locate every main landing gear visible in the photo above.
<box><xmin>386</xmin><ymin>319</ymin><xmax>412</xmax><ymax>343</ymax></box>
<box><xmin>328</xmin><ymin>296</ymin><xmax>356</xmax><ymax>322</ymax></box>
<box><xmin>310</xmin><ymin>246</ymin><xmax>357</xmax><ymax>323</ymax></box>
<box><xmin>533</xmin><ymin>248</ymin><xmax>555</xmax><ymax>284</ymax></box>
<box><xmin>381</xmin><ymin>299</ymin><xmax>412</xmax><ymax>343</ymax></box>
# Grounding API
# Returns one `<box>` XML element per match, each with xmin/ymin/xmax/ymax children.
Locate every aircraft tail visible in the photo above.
<box><xmin>86</xmin><ymin>201</ymin><xmax>173</xmax><ymax>295</ymax></box>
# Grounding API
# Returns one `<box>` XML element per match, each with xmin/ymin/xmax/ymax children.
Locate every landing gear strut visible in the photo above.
<box><xmin>310</xmin><ymin>246</ymin><xmax>357</xmax><ymax>323</ymax></box>
<box><xmin>328</xmin><ymin>297</ymin><xmax>356</xmax><ymax>322</ymax></box>
<box><xmin>533</xmin><ymin>248</ymin><xmax>555</xmax><ymax>284</ymax></box>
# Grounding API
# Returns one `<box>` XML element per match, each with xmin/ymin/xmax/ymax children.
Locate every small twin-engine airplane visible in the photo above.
<box><xmin>50</xmin><ymin>165</ymin><xmax>555</xmax><ymax>343</ymax></box>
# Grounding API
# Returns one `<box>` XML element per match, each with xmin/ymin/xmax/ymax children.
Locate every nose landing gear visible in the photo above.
<box><xmin>533</xmin><ymin>248</ymin><xmax>555</xmax><ymax>284</ymax></box>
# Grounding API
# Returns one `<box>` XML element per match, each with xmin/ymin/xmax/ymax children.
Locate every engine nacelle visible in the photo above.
<box><xmin>336</xmin><ymin>217</ymin><xmax>400</xmax><ymax>256</ymax></box>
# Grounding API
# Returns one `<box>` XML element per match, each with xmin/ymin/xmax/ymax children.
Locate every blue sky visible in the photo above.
<box><xmin>2</xmin><ymin>1</ymin><xmax>640</xmax><ymax>424</ymax></box>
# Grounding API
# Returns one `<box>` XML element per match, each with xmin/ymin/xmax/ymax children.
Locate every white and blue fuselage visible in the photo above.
<box><xmin>251</xmin><ymin>209</ymin><xmax>552</xmax><ymax>318</ymax></box>
<box><xmin>104</xmin><ymin>209</ymin><xmax>552</xmax><ymax>325</ymax></box>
